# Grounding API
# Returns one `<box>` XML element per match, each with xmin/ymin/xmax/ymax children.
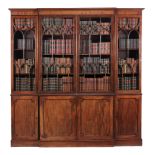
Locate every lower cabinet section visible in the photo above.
<box><xmin>11</xmin><ymin>95</ymin><xmax>142</xmax><ymax>146</ymax></box>
<box><xmin>114</xmin><ymin>95</ymin><xmax>142</xmax><ymax>145</ymax></box>
<box><xmin>40</xmin><ymin>96</ymin><xmax>76</xmax><ymax>141</ymax></box>
<box><xmin>39</xmin><ymin>96</ymin><xmax>113</xmax><ymax>141</ymax></box>
<box><xmin>11</xmin><ymin>96</ymin><xmax>38</xmax><ymax>143</ymax></box>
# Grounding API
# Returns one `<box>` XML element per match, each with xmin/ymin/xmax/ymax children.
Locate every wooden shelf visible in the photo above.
<box><xmin>43</xmin><ymin>73</ymin><xmax>73</xmax><ymax>76</ymax></box>
<box><xmin>80</xmin><ymin>34</ymin><xmax>110</xmax><ymax>36</ymax></box>
<box><xmin>80</xmin><ymin>73</ymin><xmax>110</xmax><ymax>76</ymax></box>
<box><xmin>14</xmin><ymin>49</ymin><xmax>35</xmax><ymax>51</ymax></box>
<box><xmin>80</xmin><ymin>53</ymin><xmax>110</xmax><ymax>56</ymax></box>
<box><xmin>119</xmin><ymin>48</ymin><xmax>139</xmax><ymax>51</ymax></box>
<box><xmin>43</xmin><ymin>34</ymin><xmax>73</xmax><ymax>37</ymax></box>
<box><xmin>118</xmin><ymin>73</ymin><xmax>138</xmax><ymax>76</ymax></box>
<box><xmin>14</xmin><ymin>27</ymin><xmax>35</xmax><ymax>31</ymax></box>
<box><xmin>42</xmin><ymin>54</ymin><xmax>73</xmax><ymax>57</ymax></box>
<box><xmin>15</xmin><ymin>73</ymin><xmax>35</xmax><ymax>76</ymax></box>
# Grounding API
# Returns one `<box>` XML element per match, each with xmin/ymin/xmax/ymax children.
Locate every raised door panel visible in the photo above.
<box><xmin>40</xmin><ymin>96</ymin><xmax>76</xmax><ymax>141</ymax></box>
<box><xmin>78</xmin><ymin>96</ymin><xmax>113</xmax><ymax>140</ymax></box>
<box><xmin>115</xmin><ymin>95</ymin><xmax>141</xmax><ymax>138</ymax></box>
<box><xmin>12</xmin><ymin>96</ymin><xmax>38</xmax><ymax>140</ymax></box>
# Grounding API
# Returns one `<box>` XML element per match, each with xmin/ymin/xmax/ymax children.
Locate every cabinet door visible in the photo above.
<box><xmin>115</xmin><ymin>95</ymin><xmax>141</xmax><ymax>138</ymax></box>
<box><xmin>40</xmin><ymin>96</ymin><xmax>76</xmax><ymax>141</ymax></box>
<box><xmin>12</xmin><ymin>96</ymin><xmax>38</xmax><ymax>140</ymax></box>
<box><xmin>12</xmin><ymin>16</ymin><xmax>37</xmax><ymax>92</ymax></box>
<box><xmin>78</xmin><ymin>96</ymin><xmax>113</xmax><ymax>140</ymax></box>
<box><xmin>117</xmin><ymin>17</ymin><xmax>141</xmax><ymax>93</ymax></box>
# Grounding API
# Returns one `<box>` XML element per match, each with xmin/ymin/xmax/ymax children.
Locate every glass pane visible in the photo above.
<box><xmin>79</xmin><ymin>17</ymin><xmax>111</xmax><ymax>92</ymax></box>
<box><xmin>14</xmin><ymin>18</ymin><xmax>35</xmax><ymax>91</ymax></box>
<box><xmin>118</xmin><ymin>18</ymin><xmax>139</xmax><ymax>90</ymax></box>
<box><xmin>41</xmin><ymin>17</ymin><xmax>74</xmax><ymax>92</ymax></box>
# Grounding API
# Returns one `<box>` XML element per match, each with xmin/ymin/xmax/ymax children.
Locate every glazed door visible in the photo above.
<box><xmin>40</xmin><ymin>96</ymin><xmax>76</xmax><ymax>141</ymax></box>
<box><xmin>78</xmin><ymin>16</ymin><xmax>114</xmax><ymax>93</ymax></box>
<box><xmin>11</xmin><ymin>96</ymin><xmax>38</xmax><ymax>140</ymax></box>
<box><xmin>115</xmin><ymin>95</ymin><xmax>141</xmax><ymax>138</ymax></box>
<box><xmin>12</xmin><ymin>16</ymin><xmax>37</xmax><ymax>93</ymax></box>
<box><xmin>78</xmin><ymin>96</ymin><xmax>113</xmax><ymax>140</ymax></box>
<box><xmin>40</xmin><ymin>16</ymin><xmax>76</xmax><ymax>93</ymax></box>
<box><xmin>117</xmin><ymin>16</ymin><xmax>141</xmax><ymax>93</ymax></box>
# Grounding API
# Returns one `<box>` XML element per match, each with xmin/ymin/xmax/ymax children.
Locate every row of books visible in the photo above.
<box><xmin>81</xmin><ymin>22</ymin><xmax>110</xmax><ymax>27</ymax></box>
<box><xmin>14</xmin><ymin>18</ymin><xmax>34</xmax><ymax>29</ymax></box>
<box><xmin>43</xmin><ymin>65</ymin><xmax>72</xmax><ymax>75</ymax></box>
<box><xmin>17</xmin><ymin>39</ymin><xmax>34</xmax><ymax>50</ymax></box>
<box><xmin>118</xmin><ymin>58</ymin><xmax>138</xmax><ymax>65</ymax></box>
<box><xmin>43</xmin><ymin>77</ymin><xmax>72</xmax><ymax>92</ymax></box>
<box><xmin>81</xmin><ymin>57</ymin><xmax>110</xmax><ymax>74</ymax></box>
<box><xmin>129</xmin><ymin>39</ymin><xmax>139</xmax><ymax>49</ymax></box>
<box><xmin>118</xmin><ymin>76</ymin><xmax>137</xmax><ymax>90</ymax></box>
<box><xmin>42</xmin><ymin>18</ymin><xmax>73</xmax><ymax>35</ymax></box>
<box><xmin>15</xmin><ymin>77</ymin><xmax>35</xmax><ymax>91</ymax></box>
<box><xmin>80</xmin><ymin>40</ymin><xmax>110</xmax><ymax>54</ymax></box>
<box><xmin>119</xmin><ymin>18</ymin><xmax>139</xmax><ymax>30</ymax></box>
<box><xmin>42</xmin><ymin>18</ymin><xmax>73</xmax><ymax>27</ymax></box>
<box><xmin>80</xmin><ymin>20</ymin><xmax>98</xmax><ymax>25</ymax></box>
<box><xmin>80</xmin><ymin>21</ymin><xmax>111</xmax><ymax>35</ymax></box>
<box><xmin>43</xmin><ymin>39</ymin><xmax>72</xmax><ymax>55</ymax></box>
<box><xmin>43</xmin><ymin>57</ymin><xmax>72</xmax><ymax>65</ymax></box>
<box><xmin>43</xmin><ymin>57</ymin><xmax>72</xmax><ymax>74</ymax></box>
<box><xmin>119</xmin><ymin>39</ymin><xmax>139</xmax><ymax>49</ymax></box>
<box><xmin>80</xmin><ymin>77</ymin><xmax>110</xmax><ymax>92</ymax></box>
<box><xmin>15</xmin><ymin>59</ymin><xmax>35</xmax><ymax>74</ymax></box>
<box><xmin>80</xmin><ymin>21</ymin><xmax>110</xmax><ymax>27</ymax></box>
<box><xmin>118</xmin><ymin>58</ymin><xmax>138</xmax><ymax>74</ymax></box>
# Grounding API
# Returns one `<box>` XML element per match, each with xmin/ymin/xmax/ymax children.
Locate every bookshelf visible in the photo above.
<box><xmin>13</xmin><ymin>17</ymin><xmax>36</xmax><ymax>91</ymax></box>
<box><xmin>41</xmin><ymin>17</ymin><xmax>74</xmax><ymax>92</ymax></box>
<box><xmin>118</xmin><ymin>17</ymin><xmax>140</xmax><ymax>91</ymax></box>
<box><xmin>79</xmin><ymin>17</ymin><xmax>112</xmax><ymax>92</ymax></box>
<box><xmin>10</xmin><ymin>8</ymin><xmax>143</xmax><ymax>147</ymax></box>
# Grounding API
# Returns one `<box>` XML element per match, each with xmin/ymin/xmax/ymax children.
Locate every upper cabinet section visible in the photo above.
<box><xmin>10</xmin><ymin>8</ymin><xmax>143</xmax><ymax>94</ymax></box>
<box><xmin>117</xmin><ymin>17</ymin><xmax>141</xmax><ymax>92</ymax></box>
<box><xmin>12</xmin><ymin>17</ymin><xmax>37</xmax><ymax>92</ymax></box>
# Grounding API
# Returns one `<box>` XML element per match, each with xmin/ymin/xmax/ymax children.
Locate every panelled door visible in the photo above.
<box><xmin>12</xmin><ymin>96</ymin><xmax>38</xmax><ymax>140</ymax></box>
<box><xmin>77</xmin><ymin>96</ymin><xmax>113</xmax><ymax>140</ymax></box>
<box><xmin>115</xmin><ymin>95</ymin><xmax>141</xmax><ymax>139</ymax></box>
<box><xmin>40</xmin><ymin>96</ymin><xmax>76</xmax><ymax>141</ymax></box>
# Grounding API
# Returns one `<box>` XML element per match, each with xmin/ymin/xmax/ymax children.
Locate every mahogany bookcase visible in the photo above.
<box><xmin>10</xmin><ymin>8</ymin><xmax>143</xmax><ymax>147</ymax></box>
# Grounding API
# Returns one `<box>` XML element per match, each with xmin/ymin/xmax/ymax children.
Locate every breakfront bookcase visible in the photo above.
<box><xmin>10</xmin><ymin>8</ymin><xmax>143</xmax><ymax>147</ymax></box>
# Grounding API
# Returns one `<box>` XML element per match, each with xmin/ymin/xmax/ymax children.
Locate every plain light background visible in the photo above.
<box><xmin>0</xmin><ymin>0</ymin><xmax>154</xmax><ymax>155</ymax></box>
